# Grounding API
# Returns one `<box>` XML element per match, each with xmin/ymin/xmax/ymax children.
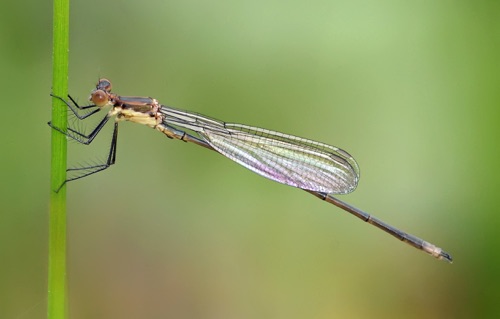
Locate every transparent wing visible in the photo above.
<box><xmin>162</xmin><ymin>107</ymin><xmax>360</xmax><ymax>194</ymax></box>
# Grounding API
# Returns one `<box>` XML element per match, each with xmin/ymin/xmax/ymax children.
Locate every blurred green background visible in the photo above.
<box><xmin>1</xmin><ymin>0</ymin><xmax>499</xmax><ymax>318</ymax></box>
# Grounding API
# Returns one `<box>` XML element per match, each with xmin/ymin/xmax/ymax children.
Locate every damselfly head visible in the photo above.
<box><xmin>89</xmin><ymin>78</ymin><xmax>113</xmax><ymax>107</ymax></box>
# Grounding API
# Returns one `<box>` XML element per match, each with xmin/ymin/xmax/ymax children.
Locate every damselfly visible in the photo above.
<box><xmin>50</xmin><ymin>78</ymin><xmax>452</xmax><ymax>262</ymax></box>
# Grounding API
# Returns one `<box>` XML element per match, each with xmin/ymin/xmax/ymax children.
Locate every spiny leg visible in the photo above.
<box><xmin>55</xmin><ymin>122</ymin><xmax>119</xmax><ymax>192</ymax></box>
<box><xmin>49</xmin><ymin>94</ymin><xmax>119</xmax><ymax>191</ymax></box>
<box><xmin>51</xmin><ymin>93</ymin><xmax>101</xmax><ymax>120</ymax></box>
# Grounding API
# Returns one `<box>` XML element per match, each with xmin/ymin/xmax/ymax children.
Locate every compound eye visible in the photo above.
<box><xmin>97</xmin><ymin>78</ymin><xmax>112</xmax><ymax>92</ymax></box>
<box><xmin>91</xmin><ymin>89</ymin><xmax>109</xmax><ymax>107</ymax></box>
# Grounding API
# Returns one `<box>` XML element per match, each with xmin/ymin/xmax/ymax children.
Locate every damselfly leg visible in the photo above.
<box><xmin>49</xmin><ymin>94</ymin><xmax>118</xmax><ymax>191</ymax></box>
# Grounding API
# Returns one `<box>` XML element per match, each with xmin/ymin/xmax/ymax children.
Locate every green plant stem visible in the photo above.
<box><xmin>49</xmin><ymin>0</ymin><xmax>69</xmax><ymax>318</ymax></box>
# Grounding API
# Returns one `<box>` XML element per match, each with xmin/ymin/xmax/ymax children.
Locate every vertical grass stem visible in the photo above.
<box><xmin>48</xmin><ymin>0</ymin><xmax>70</xmax><ymax>317</ymax></box>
